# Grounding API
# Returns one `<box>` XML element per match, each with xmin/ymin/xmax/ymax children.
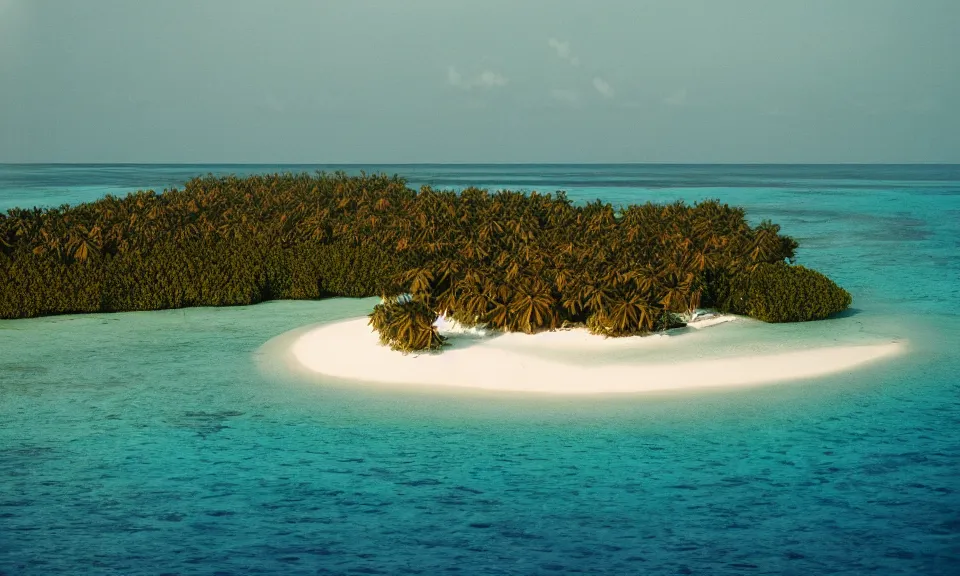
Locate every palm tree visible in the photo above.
<box><xmin>0</xmin><ymin>170</ymin><xmax>848</xmax><ymax>336</ymax></box>
<box><xmin>507</xmin><ymin>276</ymin><xmax>558</xmax><ymax>333</ymax></box>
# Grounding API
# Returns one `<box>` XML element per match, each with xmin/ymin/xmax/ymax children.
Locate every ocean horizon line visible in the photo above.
<box><xmin>2</xmin><ymin>161</ymin><xmax>959</xmax><ymax>167</ymax></box>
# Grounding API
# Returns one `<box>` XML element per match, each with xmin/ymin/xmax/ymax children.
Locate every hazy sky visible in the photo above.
<box><xmin>1</xmin><ymin>0</ymin><xmax>958</xmax><ymax>163</ymax></box>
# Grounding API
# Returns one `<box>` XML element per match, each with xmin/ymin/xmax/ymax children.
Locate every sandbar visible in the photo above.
<box><xmin>286</xmin><ymin>314</ymin><xmax>904</xmax><ymax>395</ymax></box>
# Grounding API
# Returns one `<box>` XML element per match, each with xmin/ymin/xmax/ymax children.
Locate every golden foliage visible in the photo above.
<box><xmin>0</xmin><ymin>171</ymin><xmax>844</xmax><ymax>351</ymax></box>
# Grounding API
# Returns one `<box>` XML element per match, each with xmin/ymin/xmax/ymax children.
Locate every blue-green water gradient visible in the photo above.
<box><xmin>1</xmin><ymin>165</ymin><xmax>958</xmax><ymax>575</ymax></box>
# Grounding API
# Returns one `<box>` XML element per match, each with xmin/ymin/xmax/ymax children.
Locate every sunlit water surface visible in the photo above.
<box><xmin>1</xmin><ymin>164</ymin><xmax>959</xmax><ymax>575</ymax></box>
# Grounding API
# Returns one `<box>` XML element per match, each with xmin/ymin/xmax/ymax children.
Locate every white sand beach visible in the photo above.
<box><xmin>285</xmin><ymin>313</ymin><xmax>905</xmax><ymax>395</ymax></box>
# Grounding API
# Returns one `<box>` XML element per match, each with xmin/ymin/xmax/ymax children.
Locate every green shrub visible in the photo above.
<box><xmin>585</xmin><ymin>308</ymin><xmax>685</xmax><ymax>337</ymax></box>
<box><xmin>654</xmin><ymin>311</ymin><xmax>688</xmax><ymax>332</ymax></box>
<box><xmin>316</xmin><ymin>242</ymin><xmax>404</xmax><ymax>298</ymax></box>
<box><xmin>279</xmin><ymin>250</ymin><xmax>325</xmax><ymax>300</ymax></box>
<box><xmin>717</xmin><ymin>263</ymin><xmax>852</xmax><ymax>322</ymax></box>
<box><xmin>585</xmin><ymin>312</ymin><xmax>619</xmax><ymax>337</ymax></box>
<box><xmin>368</xmin><ymin>297</ymin><xmax>446</xmax><ymax>353</ymax></box>
<box><xmin>0</xmin><ymin>251</ymin><xmax>104</xmax><ymax>318</ymax></box>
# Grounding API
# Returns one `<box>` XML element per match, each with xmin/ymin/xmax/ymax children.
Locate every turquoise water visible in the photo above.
<box><xmin>1</xmin><ymin>165</ymin><xmax>959</xmax><ymax>575</ymax></box>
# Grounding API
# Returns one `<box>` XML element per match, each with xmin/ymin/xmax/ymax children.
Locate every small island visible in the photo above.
<box><xmin>2</xmin><ymin>172</ymin><xmax>903</xmax><ymax>393</ymax></box>
<box><xmin>1</xmin><ymin>172</ymin><xmax>850</xmax><ymax>335</ymax></box>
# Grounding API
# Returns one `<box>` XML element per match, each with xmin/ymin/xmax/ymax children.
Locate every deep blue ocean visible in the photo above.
<box><xmin>1</xmin><ymin>164</ymin><xmax>959</xmax><ymax>575</ymax></box>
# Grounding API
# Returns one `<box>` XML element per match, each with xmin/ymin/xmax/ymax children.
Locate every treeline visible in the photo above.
<box><xmin>0</xmin><ymin>172</ymin><xmax>850</xmax><ymax>351</ymax></box>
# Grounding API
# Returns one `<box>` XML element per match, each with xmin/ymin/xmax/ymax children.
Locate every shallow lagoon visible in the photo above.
<box><xmin>2</xmin><ymin>165</ymin><xmax>959</xmax><ymax>574</ymax></box>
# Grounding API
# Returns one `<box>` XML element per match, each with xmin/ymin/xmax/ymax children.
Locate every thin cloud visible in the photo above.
<box><xmin>476</xmin><ymin>70</ymin><xmax>508</xmax><ymax>88</ymax></box>
<box><xmin>592</xmin><ymin>77</ymin><xmax>614</xmax><ymax>99</ymax></box>
<box><xmin>547</xmin><ymin>39</ymin><xmax>616</xmax><ymax>103</ymax></box>
<box><xmin>547</xmin><ymin>38</ymin><xmax>580</xmax><ymax>67</ymax></box>
<box><xmin>447</xmin><ymin>66</ymin><xmax>508</xmax><ymax>90</ymax></box>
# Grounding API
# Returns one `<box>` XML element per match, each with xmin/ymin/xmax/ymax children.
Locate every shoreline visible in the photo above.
<box><xmin>280</xmin><ymin>314</ymin><xmax>906</xmax><ymax>395</ymax></box>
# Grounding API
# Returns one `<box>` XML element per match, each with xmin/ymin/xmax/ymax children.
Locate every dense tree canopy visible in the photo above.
<box><xmin>0</xmin><ymin>172</ymin><xmax>851</xmax><ymax>351</ymax></box>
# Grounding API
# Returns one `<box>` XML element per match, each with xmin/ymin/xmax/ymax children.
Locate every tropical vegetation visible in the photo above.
<box><xmin>0</xmin><ymin>172</ymin><xmax>851</xmax><ymax>351</ymax></box>
<box><xmin>714</xmin><ymin>262</ymin><xmax>852</xmax><ymax>323</ymax></box>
